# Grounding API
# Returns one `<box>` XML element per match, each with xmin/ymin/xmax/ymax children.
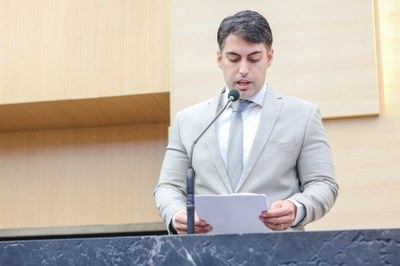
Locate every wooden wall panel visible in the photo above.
<box><xmin>308</xmin><ymin>0</ymin><xmax>400</xmax><ymax>231</ymax></box>
<box><xmin>0</xmin><ymin>0</ymin><xmax>170</xmax><ymax>104</ymax></box>
<box><xmin>0</xmin><ymin>124</ymin><xmax>167</xmax><ymax>229</ymax></box>
<box><xmin>171</xmin><ymin>0</ymin><xmax>378</xmax><ymax>119</ymax></box>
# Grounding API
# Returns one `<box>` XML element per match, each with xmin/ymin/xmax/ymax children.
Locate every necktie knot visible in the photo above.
<box><xmin>231</xmin><ymin>100</ymin><xmax>251</xmax><ymax>113</ymax></box>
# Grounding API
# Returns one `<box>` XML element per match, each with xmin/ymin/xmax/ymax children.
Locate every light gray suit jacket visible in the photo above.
<box><xmin>154</xmin><ymin>87</ymin><xmax>338</xmax><ymax>231</ymax></box>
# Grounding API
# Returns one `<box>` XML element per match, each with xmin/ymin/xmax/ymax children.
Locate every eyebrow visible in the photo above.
<box><xmin>226</xmin><ymin>51</ymin><xmax>263</xmax><ymax>57</ymax></box>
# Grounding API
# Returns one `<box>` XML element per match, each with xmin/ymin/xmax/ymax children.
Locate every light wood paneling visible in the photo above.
<box><xmin>0</xmin><ymin>92</ymin><xmax>169</xmax><ymax>132</ymax></box>
<box><xmin>171</xmin><ymin>0</ymin><xmax>378</xmax><ymax>119</ymax></box>
<box><xmin>309</xmin><ymin>116</ymin><xmax>400</xmax><ymax>230</ymax></box>
<box><xmin>0</xmin><ymin>124</ymin><xmax>167</xmax><ymax>229</ymax></box>
<box><xmin>0</xmin><ymin>0</ymin><xmax>170</xmax><ymax>104</ymax></box>
<box><xmin>308</xmin><ymin>0</ymin><xmax>400</xmax><ymax>231</ymax></box>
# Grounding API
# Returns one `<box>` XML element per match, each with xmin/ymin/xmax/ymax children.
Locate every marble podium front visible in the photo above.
<box><xmin>1</xmin><ymin>229</ymin><xmax>399</xmax><ymax>265</ymax></box>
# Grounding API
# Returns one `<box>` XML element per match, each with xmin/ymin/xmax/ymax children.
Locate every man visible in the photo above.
<box><xmin>154</xmin><ymin>10</ymin><xmax>338</xmax><ymax>235</ymax></box>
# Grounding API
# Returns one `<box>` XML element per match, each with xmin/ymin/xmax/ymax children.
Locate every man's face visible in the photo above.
<box><xmin>217</xmin><ymin>34</ymin><xmax>274</xmax><ymax>99</ymax></box>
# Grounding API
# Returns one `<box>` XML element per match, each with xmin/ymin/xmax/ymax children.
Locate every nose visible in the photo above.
<box><xmin>239</xmin><ymin>61</ymin><xmax>249</xmax><ymax>77</ymax></box>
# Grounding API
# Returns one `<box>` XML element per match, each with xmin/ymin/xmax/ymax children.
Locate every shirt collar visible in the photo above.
<box><xmin>223</xmin><ymin>84</ymin><xmax>267</xmax><ymax>108</ymax></box>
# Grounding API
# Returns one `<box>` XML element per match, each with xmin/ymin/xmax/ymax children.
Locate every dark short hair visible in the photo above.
<box><xmin>217</xmin><ymin>10</ymin><xmax>273</xmax><ymax>51</ymax></box>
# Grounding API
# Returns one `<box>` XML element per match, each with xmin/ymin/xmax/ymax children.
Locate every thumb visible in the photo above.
<box><xmin>270</xmin><ymin>200</ymin><xmax>284</xmax><ymax>210</ymax></box>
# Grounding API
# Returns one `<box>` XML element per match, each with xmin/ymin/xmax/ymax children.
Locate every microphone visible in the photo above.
<box><xmin>187</xmin><ymin>89</ymin><xmax>240</xmax><ymax>234</ymax></box>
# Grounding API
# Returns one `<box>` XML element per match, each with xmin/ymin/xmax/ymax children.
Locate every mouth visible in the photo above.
<box><xmin>236</xmin><ymin>79</ymin><xmax>252</xmax><ymax>90</ymax></box>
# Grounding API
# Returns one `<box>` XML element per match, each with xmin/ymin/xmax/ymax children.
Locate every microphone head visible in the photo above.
<box><xmin>228</xmin><ymin>89</ymin><xmax>240</xmax><ymax>102</ymax></box>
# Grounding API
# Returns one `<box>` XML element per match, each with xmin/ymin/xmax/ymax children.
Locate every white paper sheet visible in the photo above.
<box><xmin>195</xmin><ymin>193</ymin><xmax>271</xmax><ymax>235</ymax></box>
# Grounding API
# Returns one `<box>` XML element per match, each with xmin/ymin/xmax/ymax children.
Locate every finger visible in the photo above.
<box><xmin>262</xmin><ymin>218</ymin><xmax>292</xmax><ymax>230</ymax></box>
<box><xmin>270</xmin><ymin>200</ymin><xmax>284</xmax><ymax>209</ymax></box>
<box><xmin>260</xmin><ymin>220</ymin><xmax>289</xmax><ymax>231</ymax></box>
<box><xmin>175</xmin><ymin>211</ymin><xmax>212</xmax><ymax>234</ymax></box>
<box><xmin>176</xmin><ymin>224</ymin><xmax>211</xmax><ymax>235</ymax></box>
<box><xmin>260</xmin><ymin>205</ymin><xmax>286</xmax><ymax>219</ymax></box>
<box><xmin>194</xmin><ymin>212</ymin><xmax>208</xmax><ymax>227</ymax></box>
<box><xmin>177</xmin><ymin>230</ymin><xmax>187</xmax><ymax>235</ymax></box>
<box><xmin>259</xmin><ymin>213</ymin><xmax>294</xmax><ymax>227</ymax></box>
<box><xmin>259</xmin><ymin>216</ymin><xmax>293</xmax><ymax>227</ymax></box>
<box><xmin>175</xmin><ymin>222</ymin><xmax>188</xmax><ymax>234</ymax></box>
<box><xmin>270</xmin><ymin>223</ymin><xmax>287</xmax><ymax>231</ymax></box>
<box><xmin>176</xmin><ymin>221</ymin><xmax>212</xmax><ymax>234</ymax></box>
<box><xmin>260</xmin><ymin>209</ymin><xmax>286</xmax><ymax>219</ymax></box>
<box><xmin>195</xmin><ymin>224</ymin><xmax>213</xmax><ymax>234</ymax></box>
<box><xmin>261</xmin><ymin>201</ymin><xmax>295</xmax><ymax>218</ymax></box>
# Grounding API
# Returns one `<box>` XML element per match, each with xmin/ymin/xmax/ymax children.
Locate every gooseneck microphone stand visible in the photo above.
<box><xmin>187</xmin><ymin>90</ymin><xmax>239</xmax><ymax>234</ymax></box>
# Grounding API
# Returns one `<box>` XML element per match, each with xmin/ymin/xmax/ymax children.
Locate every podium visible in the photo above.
<box><xmin>1</xmin><ymin>229</ymin><xmax>399</xmax><ymax>265</ymax></box>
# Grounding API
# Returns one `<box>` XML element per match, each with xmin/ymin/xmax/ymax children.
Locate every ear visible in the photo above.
<box><xmin>267</xmin><ymin>48</ymin><xmax>274</xmax><ymax>68</ymax></box>
<box><xmin>217</xmin><ymin>51</ymin><xmax>223</xmax><ymax>69</ymax></box>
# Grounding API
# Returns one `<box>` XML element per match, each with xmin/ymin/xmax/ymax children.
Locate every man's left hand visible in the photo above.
<box><xmin>259</xmin><ymin>200</ymin><xmax>297</xmax><ymax>231</ymax></box>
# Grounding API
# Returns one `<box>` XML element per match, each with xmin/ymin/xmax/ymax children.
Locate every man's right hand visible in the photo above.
<box><xmin>173</xmin><ymin>210</ymin><xmax>213</xmax><ymax>235</ymax></box>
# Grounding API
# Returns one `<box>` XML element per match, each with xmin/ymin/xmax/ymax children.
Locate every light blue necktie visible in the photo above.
<box><xmin>227</xmin><ymin>100</ymin><xmax>251</xmax><ymax>190</ymax></box>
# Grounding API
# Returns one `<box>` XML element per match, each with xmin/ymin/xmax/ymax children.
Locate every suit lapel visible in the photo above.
<box><xmin>204</xmin><ymin>90</ymin><xmax>234</xmax><ymax>193</ymax></box>
<box><xmin>236</xmin><ymin>88</ymin><xmax>284</xmax><ymax>191</ymax></box>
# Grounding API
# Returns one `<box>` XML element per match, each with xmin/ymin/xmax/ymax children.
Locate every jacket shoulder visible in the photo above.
<box><xmin>272</xmin><ymin>90</ymin><xmax>319</xmax><ymax>114</ymax></box>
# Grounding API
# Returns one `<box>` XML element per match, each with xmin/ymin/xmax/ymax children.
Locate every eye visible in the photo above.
<box><xmin>226</xmin><ymin>53</ymin><xmax>240</xmax><ymax>63</ymax></box>
<box><xmin>248</xmin><ymin>56</ymin><xmax>261</xmax><ymax>63</ymax></box>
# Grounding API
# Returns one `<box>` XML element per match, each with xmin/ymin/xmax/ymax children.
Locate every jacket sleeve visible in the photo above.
<box><xmin>290</xmin><ymin>106</ymin><xmax>339</xmax><ymax>227</ymax></box>
<box><xmin>153</xmin><ymin>113</ymin><xmax>188</xmax><ymax>232</ymax></box>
